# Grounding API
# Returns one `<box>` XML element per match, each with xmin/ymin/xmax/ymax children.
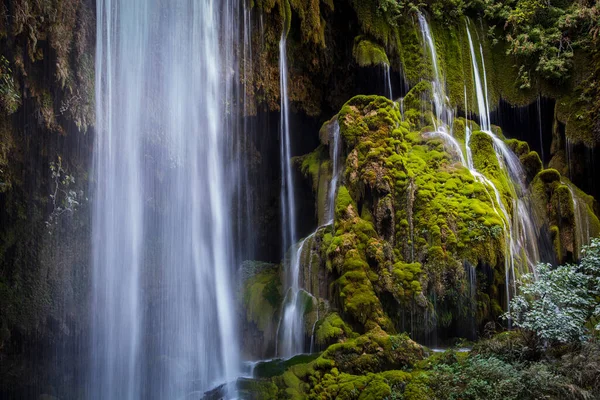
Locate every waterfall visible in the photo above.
<box><xmin>417</xmin><ymin>13</ymin><xmax>464</xmax><ymax>165</ymax></box>
<box><xmin>276</xmin><ymin>28</ymin><xmax>304</xmax><ymax>357</ymax></box>
<box><xmin>277</xmin><ymin>118</ymin><xmax>343</xmax><ymax>356</ymax></box>
<box><xmin>237</xmin><ymin>2</ymin><xmax>256</xmax><ymax>261</ymax></box>
<box><xmin>92</xmin><ymin>1</ymin><xmax>241</xmax><ymax>398</ymax></box>
<box><xmin>326</xmin><ymin>121</ymin><xmax>342</xmax><ymax>224</ymax></box>
<box><xmin>280</xmin><ymin>34</ymin><xmax>297</xmax><ymax>257</ymax></box>
<box><xmin>537</xmin><ymin>96</ymin><xmax>545</xmax><ymax>164</ymax></box>
<box><xmin>465</xmin><ymin>21</ymin><xmax>541</xmax><ymax>308</ymax></box>
<box><xmin>384</xmin><ymin>64</ymin><xmax>393</xmax><ymax>100</ymax></box>
<box><xmin>566</xmin><ymin>183</ymin><xmax>592</xmax><ymax>260</ymax></box>
<box><xmin>277</xmin><ymin>238</ymin><xmax>308</xmax><ymax>357</ymax></box>
<box><xmin>417</xmin><ymin>13</ymin><xmax>452</xmax><ymax>129</ymax></box>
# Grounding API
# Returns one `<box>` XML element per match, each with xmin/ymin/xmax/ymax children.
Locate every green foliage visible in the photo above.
<box><xmin>348</xmin><ymin>0</ymin><xmax>402</xmax><ymax>47</ymax></box>
<box><xmin>483</xmin><ymin>0</ymin><xmax>574</xmax><ymax>87</ymax></box>
<box><xmin>507</xmin><ymin>238</ymin><xmax>600</xmax><ymax>343</ymax></box>
<box><xmin>427</xmin><ymin>353</ymin><xmax>575</xmax><ymax>400</ymax></box>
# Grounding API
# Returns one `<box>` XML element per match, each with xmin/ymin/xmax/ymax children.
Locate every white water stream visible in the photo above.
<box><xmin>92</xmin><ymin>1</ymin><xmax>241</xmax><ymax>398</ymax></box>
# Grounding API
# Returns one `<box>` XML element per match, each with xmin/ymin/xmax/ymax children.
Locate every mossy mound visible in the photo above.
<box><xmin>294</xmin><ymin>86</ymin><xmax>600</xmax><ymax>345</ymax></box>
<box><xmin>314</xmin><ymin>312</ymin><xmax>357</xmax><ymax>348</ymax></box>
<box><xmin>261</xmin><ymin>330</ymin><xmax>426</xmax><ymax>399</ymax></box>
<box><xmin>319</xmin><ymin>328</ymin><xmax>425</xmax><ymax>374</ymax></box>
<box><xmin>530</xmin><ymin>170</ymin><xmax>600</xmax><ymax>262</ymax></box>
<box><xmin>253</xmin><ymin>353</ymin><xmax>321</xmax><ymax>379</ymax></box>
<box><xmin>330</xmin><ymin>94</ymin><xmax>509</xmax><ymax>334</ymax></box>
<box><xmin>241</xmin><ymin>261</ymin><xmax>283</xmax><ymax>355</ymax></box>
<box><xmin>243</xmin><ymin>329</ymin><xmax>600</xmax><ymax>399</ymax></box>
<box><xmin>353</xmin><ymin>37</ymin><xmax>390</xmax><ymax>67</ymax></box>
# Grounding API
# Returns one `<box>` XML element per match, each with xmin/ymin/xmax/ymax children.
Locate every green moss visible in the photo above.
<box><xmin>530</xmin><ymin>168</ymin><xmax>600</xmax><ymax>261</ymax></box>
<box><xmin>335</xmin><ymin>186</ymin><xmax>354</xmax><ymax>219</ymax></box>
<box><xmin>537</xmin><ymin>168</ymin><xmax>561</xmax><ymax>184</ymax></box>
<box><xmin>288</xmin><ymin>0</ymin><xmax>329</xmax><ymax>46</ymax></box>
<box><xmin>348</xmin><ymin>0</ymin><xmax>400</xmax><ymax>48</ymax></box>
<box><xmin>266</xmin><ymin>330</ymin><xmax>424</xmax><ymax>398</ymax></box>
<box><xmin>392</xmin><ymin>262</ymin><xmax>423</xmax><ymax>299</ymax></box>
<box><xmin>353</xmin><ymin>37</ymin><xmax>390</xmax><ymax>67</ymax></box>
<box><xmin>403</xmin><ymin>81</ymin><xmax>433</xmax><ymax>111</ymax></box>
<box><xmin>242</xmin><ymin>262</ymin><xmax>282</xmax><ymax>334</ymax></box>
<box><xmin>254</xmin><ymin>353</ymin><xmax>320</xmax><ymax>379</ymax></box>
<box><xmin>397</xmin><ymin>21</ymin><xmax>429</xmax><ymax>85</ymax></box>
<box><xmin>308</xmin><ymin>95</ymin><xmax>512</xmax><ymax>333</ymax></box>
<box><xmin>520</xmin><ymin>151</ymin><xmax>543</xmax><ymax>182</ymax></box>
<box><xmin>237</xmin><ymin>379</ymin><xmax>280</xmax><ymax>399</ymax></box>
<box><xmin>315</xmin><ymin>312</ymin><xmax>355</xmax><ymax>346</ymax></box>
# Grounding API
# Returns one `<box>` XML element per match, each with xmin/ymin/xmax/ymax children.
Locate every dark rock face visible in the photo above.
<box><xmin>0</xmin><ymin>1</ymin><xmax>95</xmax><ymax>397</ymax></box>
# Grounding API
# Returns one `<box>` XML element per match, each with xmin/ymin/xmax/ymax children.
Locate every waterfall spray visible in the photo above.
<box><xmin>92</xmin><ymin>1</ymin><xmax>241</xmax><ymax>398</ymax></box>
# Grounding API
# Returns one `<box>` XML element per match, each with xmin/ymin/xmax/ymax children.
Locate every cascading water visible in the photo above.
<box><xmin>92</xmin><ymin>1</ymin><xmax>240</xmax><ymax>398</ymax></box>
<box><xmin>417</xmin><ymin>13</ymin><xmax>465</xmax><ymax>165</ymax></box>
<box><xmin>277</xmin><ymin>120</ymin><xmax>343</xmax><ymax>356</ymax></box>
<box><xmin>276</xmin><ymin>28</ymin><xmax>304</xmax><ymax>357</ymax></box>
<box><xmin>277</xmin><ymin>238</ymin><xmax>307</xmax><ymax>358</ymax></box>
<box><xmin>384</xmin><ymin>64</ymin><xmax>393</xmax><ymax>100</ymax></box>
<box><xmin>417</xmin><ymin>13</ymin><xmax>452</xmax><ymax>129</ymax></box>
<box><xmin>326</xmin><ymin>122</ymin><xmax>343</xmax><ymax>224</ymax></box>
<box><xmin>279</xmin><ymin>34</ymin><xmax>297</xmax><ymax>258</ymax></box>
<box><xmin>465</xmin><ymin>21</ymin><xmax>541</xmax><ymax>305</ymax></box>
<box><xmin>566</xmin><ymin>183</ymin><xmax>592</xmax><ymax>260</ymax></box>
<box><xmin>537</xmin><ymin>96</ymin><xmax>545</xmax><ymax>164</ymax></box>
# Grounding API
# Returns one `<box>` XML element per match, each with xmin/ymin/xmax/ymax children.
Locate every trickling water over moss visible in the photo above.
<box><xmin>530</xmin><ymin>169</ymin><xmax>600</xmax><ymax>262</ymax></box>
<box><xmin>292</xmin><ymin>87</ymin><xmax>600</xmax><ymax>346</ymax></box>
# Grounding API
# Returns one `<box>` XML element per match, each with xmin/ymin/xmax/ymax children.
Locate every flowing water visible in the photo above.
<box><xmin>278</xmin><ymin>120</ymin><xmax>343</xmax><ymax>356</ymax></box>
<box><xmin>384</xmin><ymin>64</ymin><xmax>393</xmax><ymax>100</ymax></box>
<box><xmin>417</xmin><ymin>13</ymin><xmax>453</xmax><ymax>129</ymax></box>
<box><xmin>417</xmin><ymin>13</ymin><xmax>465</xmax><ymax>164</ymax></box>
<box><xmin>277</xmin><ymin>237</ymin><xmax>308</xmax><ymax>357</ymax></box>
<box><xmin>566</xmin><ymin>183</ymin><xmax>592</xmax><ymax>260</ymax></box>
<box><xmin>276</xmin><ymin>29</ymin><xmax>304</xmax><ymax>358</ymax></box>
<box><xmin>92</xmin><ymin>1</ymin><xmax>240</xmax><ymax>398</ymax></box>
<box><xmin>279</xmin><ymin>34</ymin><xmax>297</xmax><ymax>261</ymax></box>
<box><xmin>464</xmin><ymin>20</ymin><xmax>541</xmax><ymax>306</ymax></box>
<box><xmin>327</xmin><ymin>122</ymin><xmax>343</xmax><ymax>224</ymax></box>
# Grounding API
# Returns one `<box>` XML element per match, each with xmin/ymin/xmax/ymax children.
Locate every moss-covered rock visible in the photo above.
<box><xmin>530</xmin><ymin>169</ymin><xmax>600</xmax><ymax>262</ymax></box>
<box><xmin>353</xmin><ymin>37</ymin><xmax>390</xmax><ymax>67</ymax></box>
<box><xmin>315</xmin><ymin>312</ymin><xmax>356</xmax><ymax>348</ymax></box>
<box><xmin>241</xmin><ymin>261</ymin><xmax>283</xmax><ymax>357</ymax></box>
<box><xmin>294</xmin><ymin>94</ymin><xmax>535</xmax><ymax>339</ymax></box>
<box><xmin>244</xmin><ymin>330</ymin><xmax>426</xmax><ymax>399</ymax></box>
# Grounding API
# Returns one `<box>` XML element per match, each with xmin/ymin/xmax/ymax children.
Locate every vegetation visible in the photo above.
<box><xmin>508</xmin><ymin>239</ymin><xmax>600</xmax><ymax>343</ymax></box>
<box><xmin>244</xmin><ymin>242</ymin><xmax>600</xmax><ymax>398</ymax></box>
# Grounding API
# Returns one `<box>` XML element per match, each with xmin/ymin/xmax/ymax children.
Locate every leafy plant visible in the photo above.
<box><xmin>507</xmin><ymin>238</ymin><xmax>600</xmax><ymax>343</ymax></box>
<box><xmin>46</xmin><ymin>156</ymin><xmax>83</xmax><ymax>231</ymax></box>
